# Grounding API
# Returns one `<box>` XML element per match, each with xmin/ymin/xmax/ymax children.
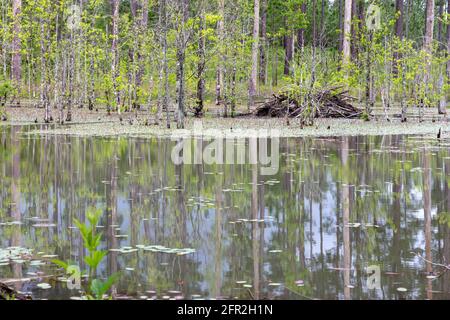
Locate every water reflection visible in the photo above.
<box><xmin>1</xmin><ymin>126</ymin><xmax>450</xmax><ymax>300</ymax></box>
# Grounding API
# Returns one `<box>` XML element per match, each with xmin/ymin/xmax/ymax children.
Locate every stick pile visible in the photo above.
<box><xmin>254</xmin><ymin>87</ymin><xmax>363</xmax><ymax>119</ymax></box>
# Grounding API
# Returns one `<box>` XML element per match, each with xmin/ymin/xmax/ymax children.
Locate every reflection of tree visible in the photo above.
<box><xmin>251</xmin><ymin>163</ymin><xmax>260</xmax><ymax>299</ymax></box>
<box><xmin>443</xmin><ymin>157</ymin><xmax>450</xmax><ymax>299</ymax></box>
<box><xmin>11</xmin><ymin>126</ymin><xmax>22</xmax><ymax>290</ymax></box>
<box><xmin>423</xmin><ymin>150</ymin><xmax>432</xmax><ymax>300</ymax></box>
<box><xmin>341</xmin><ymin>137</ymin><xmax>351</xmax><ymax>300</ymax></box>
<box><xmin>3</xmin><ymin>131</ymin><xmax>450</xmax><ymax>299</ymax></box>
<box><xmin>107</xmin><ymin>147</ymin><xmax>118</xmax><ymax>296</ymax></box>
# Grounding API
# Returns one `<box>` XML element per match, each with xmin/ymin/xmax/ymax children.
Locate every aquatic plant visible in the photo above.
<box><xmin>53</xmin><ymin>208</ymin><xmax>119</xmax><ymax>300</ymax></box>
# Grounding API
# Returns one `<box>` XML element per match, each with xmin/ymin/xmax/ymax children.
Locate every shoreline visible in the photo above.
<box><xmin>1</xmin><ymin>106</ymin><xmax>449</xmax><ymax>139</ymax></box>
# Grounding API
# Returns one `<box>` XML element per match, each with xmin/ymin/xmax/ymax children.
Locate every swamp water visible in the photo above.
<box><xmin>1</xmin><ymin>125</ymin><xmax>450</xmax><ymax>300</ymax></box>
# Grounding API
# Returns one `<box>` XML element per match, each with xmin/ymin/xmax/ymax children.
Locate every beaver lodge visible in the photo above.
<box><xmin>253</xmin><ymin>87</ymin><xmax>363</xmax><ymax>120</ymax></box>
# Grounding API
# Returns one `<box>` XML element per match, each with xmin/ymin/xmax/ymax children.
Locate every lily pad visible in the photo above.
<box><xmin>37</xmin><ymin>283</ymin><xmax>52</xmax><ymax>290</ymax></box>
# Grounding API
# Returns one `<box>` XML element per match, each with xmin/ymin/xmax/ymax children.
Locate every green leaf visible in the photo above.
<box><xmin>90</xmin><ymin>273</ymin><xmax>120</xmax><ymax>300</ymax></box>
<box><xmin>52</xmin><ymin>259</ymin><xmax>69</xmax><ymax>271</ymax></box>
<box><xmin>85</xmin><ymin>250</ymin><xmax>107</xmax><ymax>269</ymax></box>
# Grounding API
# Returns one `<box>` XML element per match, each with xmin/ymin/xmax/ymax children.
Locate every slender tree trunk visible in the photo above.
<box><xmin>176</xmin><ymin>0</ymin><xmax>189</xmax><ymax>129</ymax></box>
<box><xmin>259</xmin><ymin>0</ymin><xmax>267</xmax><ymax>84</ymax></box>
<box><xmin>424</xmin><ymin>0</ymin><xmax>435</xmax><ymax>54</ymax></box>
<box><xmin>338</xmin><ymin>0</ymin><xmax>343</xmax><ymax>52</ymax></box>
<box><xmin>130</xmin><ymin>0</ymin><xmax>138</xmax><ymax>18</ymax></box>
<box><xmin>350</xmin><ymin>0</ymin><xmax>357</xmax><ymax>59</ymax></box>
<box><xmin>195</xmin><ymin>3</ymin><xmax>206</xmax><ymax>117</ymax></box>
<box><xmin>297</xmin><ymin>3</ymin><xmax>307</xmax><ymax>52</ymax></box>
<box><xmin>447</xmin><ymin>0</ymin><xmax>450</xmax><ymax>82</ymax></box>
<box><xmin>216</xmin><ymin>0</ymin><xmax>225</xmax><ymax>105</ymax></box>
<box><xmin>393</xmin><ymin>0</ymin><xmax>404</xmax><ymax>75</ymax></box>
<box><xmin>157</xmin><ymin>0</ymin><xmax>165</xmax><ymax>123</ymax></box>
<box><xmin>422</xmin><ymin>0</ymin><xmax>434</xmax><ymax>117</ymax></box>
<box><xmin>111</xmin><ymin>0</ymin><xmax>120</xmax><ymax>114</ymax></box>
<box><xmin>342</xmin><ymin>0</ymin><xmax>352</xmax><ymax>65</ymax></box>
<box><xmin>438</xmin><ymin>1</ymin><xmax>447</xmax><ymax>114</ymax></box>
<box><xmin>162</xmin><ymin>0</ymin><xmax>170</xmax><ymax>128</ymax></box>
<box><xmin>284</xmin><ymin>35</ymin><xmax>293</xmax><ymax>76</ymax></box>
<box><xmin>312</xmin><ymin>0</ymin><xmax>317</xmax><ymax>48</ymax></box>
<box><xmin>321</xmin><ymin>0</ymin><xmax>325</xmax><ymax>38</ymax></box>
<box><xmin>12</xmin><ymin>0</ymin><xmax>22</xmax><ymax>94</ymax></box>
<box><xmin>66</xmin><ymin>23</ymin><xmax>74</xmax><ymax>122</ymax></box>
<box><xmin>423</xmin><ymin>151</ymin><xmax>433</xmax><ymax>300</ymax></box>
<box><xmin>248</xmin><ymin>0</ymin><xmax>260</xmax><ymax>109</ymax></box>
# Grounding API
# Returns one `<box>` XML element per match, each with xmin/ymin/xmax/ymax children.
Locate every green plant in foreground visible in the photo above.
<box><xmin>53</xmin><ymin>208</ymin><xmax>120</xmax><ymax>300</ymax></box>
<box><xmin>0</xmin><ymin>79</ymin><xmax>14</xmax><ymax>120</ymax></box>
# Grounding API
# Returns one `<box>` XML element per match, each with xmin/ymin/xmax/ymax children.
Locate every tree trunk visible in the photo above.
<box><xmin>12</xmin><ymin>0</ymin><xmax>22</xmax><ymax>90</ymax></box>
<box><xmin>297</xmin><ymin>3</ymin><xmax>307</xmax><ymax>52</ymax></box>
<box><xmin>393</xmin><ymin>0</ymin><xmax>404</xmax><ymax>75</ymax></box>
<box><xmin>111</xmin><ymin>0</ymin><xmax>120</xmax><ymax>114</ymax></box>
<box><xmin>350</xmin><ymin>0</ymin><xmax>356</xmax><ymax>59</ymax></box>
<box><xmin>284</xmin><ymin>35</ymin><xmax>293</xmax><ymax>76</ymax></box>
<box><xmin>259</xmin><ymin>0</ymin><xmax>267</xmax><ymax>85</ymax></box>
<box><xmin>248</xmin><ymin>0</ymin><xmax>260</xmax><ymax>109</ymax></box>
<box><xmin>176</xmin><ymin>0</ymin><xmax>189</xmax><ymax>129</ymax></box>
<box><xmin>447</xmin><ymin>0</ymin><xmax>450</xmax><ymax>82</ymax></box>
<box><xmin>312</xmin><ymin>0</ymin><xmax>317</xmax><ymax>48</ymax></box>
<box><xmin>160</xmin><ymin>0</ymin><xmax>170</xmax><ymax>128</ymax></box>
<box><xmin>424</xmin><ymin>0</ymin><xmax>435</xmax><ymax>53</ymax></box>
<box><xmin>338</xmin><ymin>0</ymin><xmax>343</xmax><ymax>52</ymax></box>
<box><xmin>438</xmin><ymin>1</ymin><xmax>447</xmax><ymax>114</ymax></box>
<box><xmin>216</xmin><ymin>0</ymin><xmax>225</xmax><ymax>105</ymax></box>
<box><xmin>195</xmin><ymin>4</ymin><xmax>206</xmax><ymax>117</ymax></box>
<box><xmin>342</xmin><ymin>0</ymin><xmax>352</xmax><ymax>64</ymax></box>
<box><xmin>422</xmin><ymin>0</ymin><xmax>434</xmax><ymax>116</ymax></box>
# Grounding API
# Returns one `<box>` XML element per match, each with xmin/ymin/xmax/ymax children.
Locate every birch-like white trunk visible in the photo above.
<box><xmin>248</xmin><ymin>0</ymin><xmax>260</xmax><ymax>109</ymax></box>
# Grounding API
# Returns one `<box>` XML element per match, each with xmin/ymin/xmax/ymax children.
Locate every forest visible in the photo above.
<box><xmin>0</xmin><ymin>0</ymin><xmax>448</xmax><ymax>129</ymax></box>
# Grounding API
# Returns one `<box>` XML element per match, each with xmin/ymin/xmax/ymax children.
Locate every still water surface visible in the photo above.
<box><xmin>1</xmin><ymin>125</ymin><xmax>450</xmax><ymax>300</ymax></box>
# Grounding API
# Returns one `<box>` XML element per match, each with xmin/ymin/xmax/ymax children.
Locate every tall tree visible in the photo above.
<box><xmin>195</xmin><ymin>0</ymin><xmax>206</xmax><ymax>117</ymax></box>
<box><xmin>215</xmin><ymin>0</ymin><xmax>225</xmax><ymax>106</ymax></box>
<box><xmin>111</xmin><ymin>0</ymin><xmax>120</xmax><ymax>114</ymax></box>
<box><xmin>342</xmin><ymin>0</ymin><xmax>352</xmax><ymax>64</ymax></box>
<box><xmin>424</xmin><ymin>0</ymin><xmax>435</xmax><ymax>53</ymax></box>
<box><xmin>284</xmin><ymin>35</ymin><xmax>293</xmax><ymax>76</ymax></box>
<box><xmin>259</xmin><ymin>0</ymin><xmax>267</xmax><ymax>84</ymax></box>
<box><xmin>157</xmin><ymin>0</ymin><xmax>170</xmax><ymax>127</ymax></box>
<box><xmin>422</xmin><ymin>0</ymin><xmax>434</xmax><ymax>116</ymax></box>
<box><xmin>297</xmin><ymin>2</ymin><xmax>307</xmax><ymax>52</ymax></box>
<box><xmin>11</xmin><ymin>0</ymin><xmax>22</xmax><ymax>88</ymax></box>
<box><xmin>248</xmin><ymin>0</ymin><xmax>260</xmax><ymax>109</ymax></box>
<box><xmin>447</xmin><ymin>0</ymin><xmax>450</xmax><ymax>86</ymax></box>
<box><xmin>175</xmin><ymin>0</ymin><xmax>190</xmax><ymax>129</ymax></box>
<box><xmin>338</xmin><ymin>0</ymin><xmax>343</xmax><ymax>52</ymax></box>
<box><xmin>393</xmin><ymin>0</ymin><xmax>404</xmax><ymax>75</ymax></box>
<box><xmin>437</xmin><ymin>0</ymin><xmax>447</xmax><ymax>114</ymax></box>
